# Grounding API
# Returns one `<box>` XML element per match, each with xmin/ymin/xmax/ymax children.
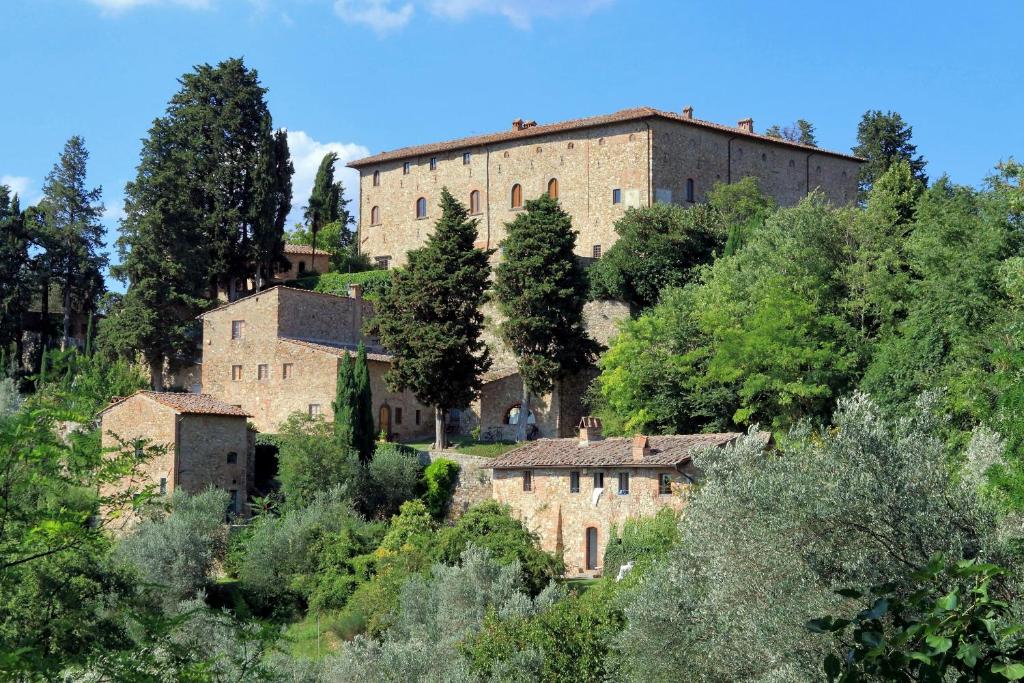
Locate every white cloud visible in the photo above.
<box><xmin>333</xmin><ymin>0</ymin><xmax>414</xmax><ymax>33</ymax></box>
<box><xmin>428</xmin><ymin>0</ymin><xmax>613</xmax><ymax>28</ymax></box>
<box><xmin>0</xmin><ymin>175</ymin><xmax>37</xmax><ymax>204</ymax></box>
<box><xmin>87</xmin><ymin>0</ymin><xmax>212</xmax><ymax>13</ymax></box>
<box><xmin>285</xmin><ymin>130</ymin><xmax>369</xmax><ymax>228</ymax></box>
<box><xmin>103</xmin><ymin>198</ymin><xmax>126</xmax><ymax>223</ymax></box>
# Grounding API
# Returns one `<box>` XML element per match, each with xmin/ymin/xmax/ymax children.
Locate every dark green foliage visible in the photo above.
<box><xmin>435</xmin><ymin>500</ymin><xmax>563</xmax><ymax>594</ymax></box>
<box><xmin>0</xmin><ymin>187</ymin><xmax>31</xmax><ymax>359</ymax></box>
<box><xmin>494</xmin><ymin>194</ymin><xmax>600</xmax><ymax>439</ymax></box>
<box><xmin>277</xmin><ymin>412</ymin><xmax>361</xmax><ymax>509</ymax></box>
<box><xmin>287</xmin><ymin>268</ymin><xmax>392</xmax><ymax>300</ymax></box>
<box><xmin>353</xmin><ymin>343</ymin><xmax>375</xmax><ymax>461</ymax></box>
<box><xmin>303</xmin><ymin>152</ymin><xmax>354</xmax><ymax>259</ymax></box>
<box><xmin>764</xmin><ymin>119</ymin><xmax>818</xmax><ymax>146</ymax></box>
<box><xmin>810</xmin><ymin>557</ymin><xmax>1024</xmax><ymax>682</ymax></box>
<box><xmin>853</xmin><ymin>110</ymin><xmax>928</xmax><ymax>199</ymax></box>
<box><xmin>332</xmin><ymin>352</ymin><xmax>355</xmax><ymax>448</ymax></box>
<box><xmin>30</xmin><ymin>347</ymin><xmax>146</xmax><ymax>422</ymax></box>
<box><xmin>373</xmin><ymin>188</ymin><xmax>493</xmax><ymax>449</ymax></box>
<box><xmin>602</xmin><ymin>508</ymin><xmax>680</xmax><ymax>579</ymax></box>
<box><xmin>363</xmin><ymin>442</ymin><xmax>421</xmax><ymax>519</ymax></box>
<box><xmin>422</xmin><ymin>457</ymin><xmax>460</xmax><ymax>519</ymax></box>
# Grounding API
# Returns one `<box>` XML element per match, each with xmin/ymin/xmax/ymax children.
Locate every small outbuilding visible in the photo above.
<box><xmin>99</xmin><ymin>391</ymin><xmax>254</xmax><ymax>521</ymax></box>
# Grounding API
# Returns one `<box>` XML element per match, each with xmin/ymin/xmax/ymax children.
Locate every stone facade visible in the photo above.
<box><xmin>199</xmin><ymin>285</ymin><xmax>433</xmax><ymax>439</ymax></box>
<box><xmin>99</xmin><ymin>392</ymin><xmax>253</xmax><ymax>525</ymax></box>
<box><xmin>350</xmin><ymin>107</ymin><xmax>862</xmax><ymax>267</ymax></box>
<box><xmin>273</xmin><ymin>244</ymin><xmax>332</xmax><ymax>282</ymax></box>
<box><xmin>488</xmin><ymin>427</ymin><xmax>742</xmax><ymax>576</ymax></box>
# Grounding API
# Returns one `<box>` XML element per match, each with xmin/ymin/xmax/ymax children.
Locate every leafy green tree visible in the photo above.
<box><xmin>373</xmin><ymin>188</ymin><xmax>493</xmax><ymax>449</ymax></box>
<box><xmin>764</xmin><ymin>118</ymin><xmax>818</xmax><ymax>146</ymax></box>
<box><xmin>422</xmin><ymin>457</ymin><xmax>460</xmax><ymax>519</ymax></box>
<box><xmin>303</xmin><ymin>152</ymin><xmax>351</xmax><ymax>260</ymax></box>
<box><xmin>364</xmin><ymin>443</ymin><xmax>421</xmax><ymax>519</ymax></box>
<box><xmin>713</xmin><ymin>175</ymin><xmax>778</xmax><ymax>256</ymax></box>
<box><xmin>494</xmin><ymin>194</ymin><xmax>600</xmax><ymax>441</ymax></box>
<box><xmin>37</xmin><ymin>136</ymin><xmax>107</xmax><ymax>350</ymax></box>
<box><xmin>277</xmin><ymin>412</ymin><xmax>361</xmax><ymax>509</ymax></box>
<box><xmin>602</xmin><ymin>508</ymin><xmax>680</xmax><ymax>579</ymax></box>
<box><xmin>435</xmin><ymin>500</ymin><xmax>563</xmax><ymax>594</ymax></box>
<box><xmin>852</xmin><ymin>110</ymin><xmax>928</xmax><ymax>199</ymax></box>
<box><xmin>588</xmin><ymin>202</ymin><xmax>725</xmax><ymax>309</ymax></box>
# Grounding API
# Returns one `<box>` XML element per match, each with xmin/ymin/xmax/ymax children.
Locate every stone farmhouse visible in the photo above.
<box><xmin>99</xmin><ymin>391</ymin><xmax>253</xmax><ymax>520</ymax></box>
<box><xmin>349</xmin><ymin>106</ymin><xmax>862</xmax><ymax>268</ymax></box>
<box><xmin>488</xmin><ymin>418</ymin><xmax>743</xmax><ymax>576</ymax></box>
<box><xmin>273</xmin><ymin>243</ymin><xmax>331</xmax><ymax>282</ymax></box>
<box><xmin>198</xmin><ymin>284</ymin><xmax>433</xmax><ymax>441</ymax></box>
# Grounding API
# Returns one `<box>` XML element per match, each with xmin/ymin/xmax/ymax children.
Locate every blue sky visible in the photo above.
<box><xmin>2</xmin><ymin>0</ymin><xmax>1022</xmax><ymax>288</ymax></box>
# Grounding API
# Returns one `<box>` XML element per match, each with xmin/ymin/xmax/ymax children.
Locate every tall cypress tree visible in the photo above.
<box><xmin>494</xmin><ymin>194</ymin><xmax>600</xmax><ymax>441</ymax></box>
<box><xmin>332</xmin><ymin>351</ymin><xmax>356</xmax><ymax>449</ymax></box>
<box><xmin>304</xmin><ymin>152</ymin><xmax>342</xmax><ymax>261</ymax></box>
<box><xmin>352</xmin><ymin>343</ymin><xmax>375</xmax><ymax>461</ymax></box>
<box><xmin>0</xmin><ymin>187</ymin><xmax>31</xmax><ymax>364</ymax></box>
<box><xmin>374</xmin><ymin>188</ymin><xmax>493</xmax><ymax>449</ymax></box>
<box><xmin>38</xmin><ymin>136</ymin><xmax>107</xmax><ymax>351</ymax></box>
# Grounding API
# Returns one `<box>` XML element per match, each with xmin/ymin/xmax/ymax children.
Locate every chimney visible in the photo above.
<box><xmin>681</xmin><ymin>106</ymin><xmax>694</xmax><ymax>120</ymax></box>
<box><xmin>578</xmin><ymin>416</ymin><xmax>603</xmax><ymax>446</ymax></box>
<box><xmin>512</xmin><ymin>118</ymin><xmax>524</xmax><ymax>131</ymax></box>
<box><xmin>348</xmin><ymin>283</ymin><xmax>363</xmax><ymax>299</ymax></box>
<box><xmin>631</xmin><ymin>435</ymin><xmax>651</xmax><ymax>462</ymax></box>
<box><xmin>738</xmin><ymin>117</ymin><xmax>754</xmax><ymax>134</ymax></box>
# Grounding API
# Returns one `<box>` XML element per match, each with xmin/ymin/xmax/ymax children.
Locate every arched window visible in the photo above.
<box><xmin>547</xmin><ymin>178</ymin><xmax>559</xmax><ymax>200</ymax></box>
<box><xmin>372</xmin><ymin>170</ymin><xmax>380</xmax><ymax>186</ymax></box>
<box><xmin>511</xmin><ymin>184</ymin><xmax>523</xmax><ymax>209</ymax></box>
<box><xmin>686</xmin><ymin>178</ymin><xmax>695</xmax><ymax>203</ymax></box>
<box><xmin>415</xmin><ymin>197</ymin><xmax>427</xmax><ymax>219</ymax></box>
<box><xmin>370</xmin><ymin>206</ymin><xmax>380</xmax><ymax>225</ymax></box>
<box><xmin>504</xmin><ymin>404</ymin><xmax>536</xmax><ymax>425</ymax></box>
<box><xmin>469</xmin><ymin>190</ymin><xmax>480</xmax><ymax>215</ymax></box>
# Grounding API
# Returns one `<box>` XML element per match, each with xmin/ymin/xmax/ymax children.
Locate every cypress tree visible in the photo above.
<box><xmin>352</xmin><ymin>342</ymin><xmax>375</xmax><ymax>461</ymax></box>
<box><xmin>373</xmin><ymin>188</ymin><xmax>493</xmax><ymax>449</ymax></box>
<box><xmin>494</xmin><ymin>194</ymin><xmax>600</xmax><ymax>441</ymax></box>
<box><xmin>304</xmin><ymin>152</ymin><xmax>342</xmax><ymax>262</ymax></box>
<box><xmin>332</xmin><ymin>352</ymin><xmax>355</xmax><ymax>449</ymax></box>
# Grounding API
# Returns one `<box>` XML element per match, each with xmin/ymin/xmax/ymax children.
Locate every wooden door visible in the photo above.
<box><xmin>586</xmin><ymin>527</ymin><xmax>598</xmax><ymax>571</ymax></box>
<box><xmin>378</xmin><ymin>404</ymin><xmax>391</xmax><ymax>440</ymax></box>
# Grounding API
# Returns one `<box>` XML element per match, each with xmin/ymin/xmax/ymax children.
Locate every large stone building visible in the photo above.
<box><xmin>488</xmin><ymin>418</ymin><xmax>743</xmax><ymax>576</ymax></box>
<box><xmin>99</xmin><ymin>391</ymin><xmax>254</xmax><ymax>521</ymax></box>
<box><xmin>349</xmin><ymin>106</ymin><xmax>862</xmax><ymax>267</ymax></box>
<box><xmin>199</xmin><ymin>284</ymin><xmax>433</xmax><ymax>440</ymax></box>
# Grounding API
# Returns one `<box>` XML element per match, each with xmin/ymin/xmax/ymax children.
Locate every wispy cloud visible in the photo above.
<box><xmin>428</xmin><ymin>0</ymin><xmax>613</xmax><ymax>29</ymax></box>
<box><xmin>0</xmin><ymin>175</ymin><xmax>38</xmax><ymax>204</ymax></box>
<box><xmin>87</xmin><ymin>0</ymin><xmax>213</xmax><ymax>14</ymax></box>
<box><xmin>285</xmin><ymin>130</ymin><xmax>369</xmax><ymax>228</ymax></box>
<box><xmin>334</xmin><ymin>0</ymin><xmax>414</xmax><ymax>33</ymax></box>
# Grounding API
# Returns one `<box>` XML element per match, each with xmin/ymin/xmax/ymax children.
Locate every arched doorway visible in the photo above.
<box><xmin>585</xmin><ymin>526</ymin><xmax>599</xmax><ymax>571</ymax></box>
<box><xmin>378</xmin><ymin>404</ymin><xmax>391</xmax><ymax>440</ymax></box>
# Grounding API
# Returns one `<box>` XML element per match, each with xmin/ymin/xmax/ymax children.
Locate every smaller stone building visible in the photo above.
<box><xmin>273</xmin><ymin>243</ymin><xmax>331</xmax><ymax>282</ymax></box>
<box><xmin>99</xmin><ymin>391</ymin><xmax>254</xmax><ymax>522</ymax></box>
<box><xmin>488</xmin><ymin>419</ymin><xmax>742</xmax><ymax>576</ymax></box>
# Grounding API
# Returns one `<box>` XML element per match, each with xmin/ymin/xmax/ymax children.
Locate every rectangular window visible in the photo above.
<box><xmin>282</xmin><ymin>363</ymin><xmax>294</xmax><ymax>379</ymax></box>
<box><xmin>618</xmin><ymin>472</ymin><xmax>630</xmax><ymax>495</ymax></box>
<box><xmin>429</xmin><ymin>156</ymin><xmax>437</xmax><ymax>170</ymax></box>
<box><xmin>570</xmin><ymin>471</ymin><xmax>580</xmax><ymax>493</ymax></box>
<box><xmin>159</xmin><ymin>477</ymin><xmax>167</xmax><ymax>495</ymax></box>
<box><xmin>593</xmin><ymin>472</ymin><xmax>604</xmax><ymax>489</ymax></box>
<box><xmin>231</xmin><ymin>319</ymin><xmax>245</xmax><ymax>339</ymax></box>
<box><xmin>403</xmin><ymin>161</ymin><xmax>411</xmax><ymax>175</ymax></box>
<box><xmin>376</xmin><ymin>256</ymin><xmax>391</xmax><ymax>270</ymax></box>
<box><xmin>231</xmin><ymin>365</ymin><xmax>242</xmax><ymax>381</ymax></box>
<box><xmin>134</xmin><ymin>443</ymin><xmax>143</xmax><ymax>459</ymax></box>
<box><xmin>415</xmin><ymin>409</ymin><xmax>421</xmax><ymax>425</ymax></box>
<box><xmin>257</xmin><ymin>364</ymin><xmax>269</xmax><ymax>380</ymax></box>
<box><xmin>612</xmin><ymin>188</ymin><xmax>622</xmax><ymax>204</ymax></box>
<box><xmin>659</xmin><ymin>473</ymin><xmax>673</xmax><ymax>495</ymax></box>
<box><xmin>227</xmin><ymin>452</ymin><xmax>238</xmax><ymax>464</ymax></box>
<box><xmin>308</xmin><ymin>403</ymin><xmax>322</xmax><ymax>418</ymax></box>
<box><xmin>395</xmin><ymin>407</ymin><xmax>403</xmax><ymax>425</ymax></box>
<box><xmin>463</xmin><ymin>152</ymin><xmax>471</xmax><ymax>165</ymax></box>
<box><xmin>593</xmin><ymin>244</ymin><xmax>602</xmax><ymax>259</ymax></box>
<box><xmin>523</xmin><ymin>470</ymin><xmax>533</xmax><ymax>492</ymax></box>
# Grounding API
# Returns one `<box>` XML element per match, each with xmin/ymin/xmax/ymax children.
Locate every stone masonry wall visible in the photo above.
<box><xmin>176</xmin><ymin>414</ymin><xmax>251</xmax><ymax>515</ymax></box>
<box><xmin>100</xmin><ymin>394</ymin><xmax>178</xmax><ymax>501</ymax></box>
<box><xmin>420</xmin><ymin>451</ymin><xmax>494</xmax><ymax>522</ymax></box>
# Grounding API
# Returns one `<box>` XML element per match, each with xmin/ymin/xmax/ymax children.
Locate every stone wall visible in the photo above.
<box><xmin>274</xmin><ymin>252</ymin><xmax>331</xmax><ymax>282</ymax></box>
<box><xmin>100</xmin><ymin>394</ymin><xmax>178</xmax><ymax>498</ymax></box>
<box><xmin>420</xmin><ymin>451</ymin><xmax>494</xmax><ymax>522</ymax></box>
<box><xmin>177</xmin><ymin>414</ymin><xmax>251</xmax><ymax>515</ymax></box>
<box><xmin>491</xmin><ymin>463</ymin><xmax>695</xmax><ymax>576</ymax></box>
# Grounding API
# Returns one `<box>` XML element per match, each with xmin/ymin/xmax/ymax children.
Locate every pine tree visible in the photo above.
<box><xmin>352</xmin><ymin>343</ymin><xmax>376</xmax><ymax>461</ymax></box>
<box><xmin>332</xmin><ymin>351</ymin><xmax>356</xmax><ymax>449</ymax></box>
<box><xmin>764</xmin><ymin>119</ymin><xmax>817</xmax><ymax>147</ymax></box>
<box><xmin>0</xmin><ymin>187</ymin><xmax>31</xmax><ymax>363</ymax></box>
<box><xmin>852</xmin><ymin>110</ymin><xmax>928</xmax><ymax>200</ymax></box>
<box><xmin>38</xmin><ymin>137</ymin><xmax>107</xmax><ymax>351</ymax></box>
<box><xmin>373</xmin><ymin>188</ymin><xmax>493</xmax><ymax>449</ymax></box>
<box><xmin>494</xmin><ymin>194</ymin><xmax>600</xmax><ymax>441</ymax></box>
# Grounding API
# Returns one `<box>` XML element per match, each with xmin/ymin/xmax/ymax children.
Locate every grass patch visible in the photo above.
<box><xmin>563</xmin><ymin>577</ymin><xmax>601</xmax><ymax>594</ymax></box>
<box><xmin>284</xmin><ymin>610</ymin><xmax>364</xmax><ymax>659</ymax></box>
<box><xmin>400</xmin><ymin>435</ymin><xmax>519</xmax><ymax>458</ymax></box>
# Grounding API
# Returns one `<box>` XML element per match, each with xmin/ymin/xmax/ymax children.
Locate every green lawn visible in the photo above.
<box><xmin>400</xmin><ymin>434</ymin><xmax>520</xmax><ymax>458</ymax></box>
<box><xmin>284</xmin><ymin>610</ymin><xmax>364</xmax><ymax>658</ymax></box>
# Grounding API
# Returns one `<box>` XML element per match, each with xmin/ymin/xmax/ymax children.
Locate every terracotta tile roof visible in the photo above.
<box><xmin>100</xmin><ymin>391</ymin><xmax>250</xmax><ymax>417</ymax></box>
<box><xmin>348</xmin><ymin>106</ymin><xmax>862</xmax><ymax>168</ymax></box>
<box><xmin>487</xmin><ymin>432</ymin><xmax>742</xmax><ymax>469</ymax></box>
<box><xmin>283</xmin><ymin>243</ymin><xmax>328</xmax><ymax>256</ymax></box>
<box><xmin>280</xmin><ymin>337</ymin><xmax>394</xmax><ymax>363</ymax></box>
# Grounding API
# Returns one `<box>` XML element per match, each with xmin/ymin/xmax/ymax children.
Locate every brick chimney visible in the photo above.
<box><xmin>348</xmin><ymin>283</ymin><xmax>363</xmax><ymax>299</ymax></box>
<box><xmin>681</xmin><ymin>106</ymin><xmax>694</xmax><ymax>120</ymax></box>
<box><xmin>512</xmin><ymin>118</ymin><xmax>524</xmax><ymax>131</ymax></box>
<box><xmin>578</xmin><ymin>416</ymin><xmax>603</xmax><ymax>446</ymax></box>
<box><xmin>738</xmin><ymin>117</ymin><xmax>754</xmax><ymax>134</ymax></box>
<box><xmin>631</xmin><ymin>435</ymin><xmax>651</xmax><ymax>462</ymax></box>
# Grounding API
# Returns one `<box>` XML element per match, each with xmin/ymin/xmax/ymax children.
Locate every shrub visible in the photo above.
<box><xmin>602</xmin><ymin>508</ymin><xmax>680</xmax><ymax>579</ymax></box>
<box><xmin>287</xmin><ymin>270</ymin><xmax>393</xmax><ymax>302</ymax></box>
<box><xmin>364</xmin><ymin>442</ymin><xmax>421</xmax><ymax>519</ymax></box>
<box><xmin>277</xmin><ymin>412</ymin><xmax>361</xmax><ymax>509</ymax></box>
<box><xmin>114</xmin><ymin>488</ymin><xmax>229</xmax><ymax>603</ymax></box>
<box><xmin>422</xmin><ymin>458</ymin><xmax>460</xmax><ymax>519</ymax></box>
<box><xmin>435</xmin><ymin>500</ymin><xmax>563</xmax><ymax>594</ymax></box>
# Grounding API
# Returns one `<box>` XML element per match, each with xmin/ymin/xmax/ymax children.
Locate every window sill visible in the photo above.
<box><xmin>510</xmin><ymin>206</ymin><xmax>525</xmax><ymax>211</ymax></box>
<box><xmin>416</xmin><ymin>216</ymin><xmax>429</xmax><ymax>221</ymax></box>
